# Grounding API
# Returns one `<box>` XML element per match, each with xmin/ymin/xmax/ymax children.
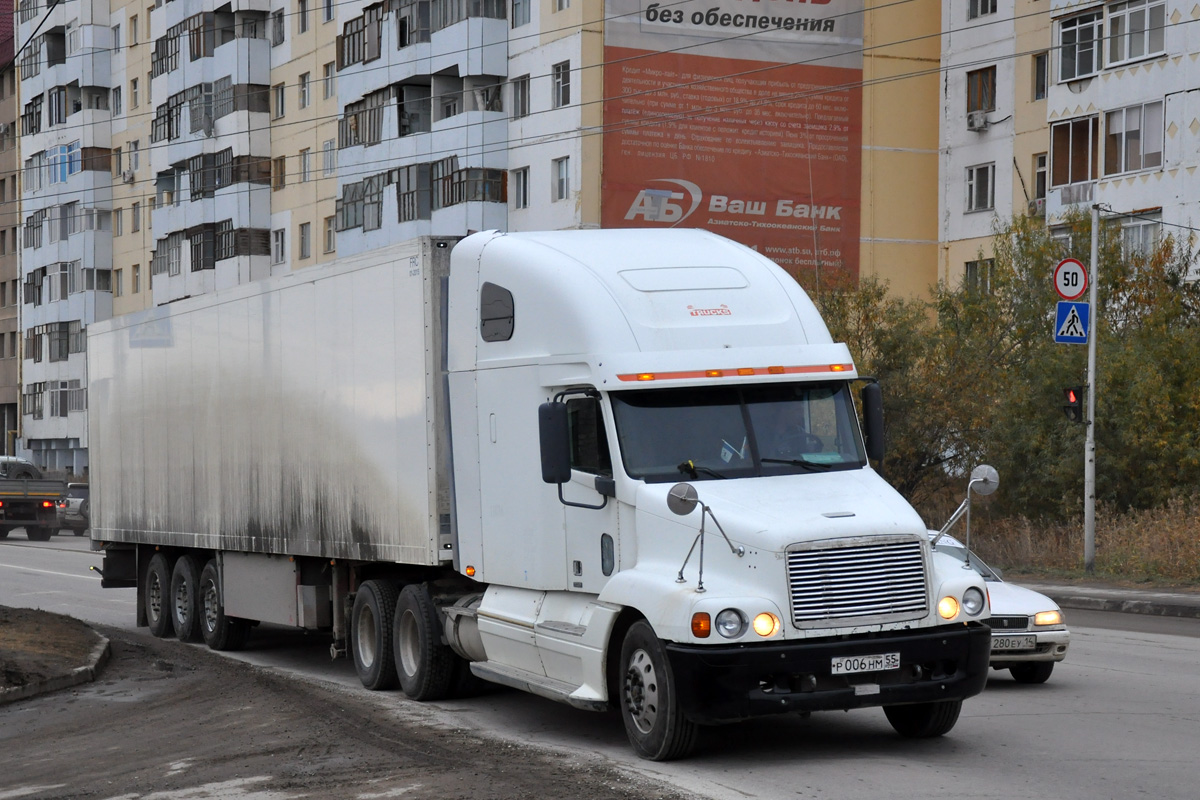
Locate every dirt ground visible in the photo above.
<box><xmin>0</xmin><ymin>609</ymin><xmax>695</xmax><ymax>800</ymax></box>
<box><xmin>0</xmin><ymin>607</ymin><xmax>101</xmax><ymax>690</ymax></box>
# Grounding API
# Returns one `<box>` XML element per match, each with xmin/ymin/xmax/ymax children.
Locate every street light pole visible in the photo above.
<box><xmin>1085</xmin><ymin>204</ymin><xmax>1099</xmax><ymax>572</ymax></box>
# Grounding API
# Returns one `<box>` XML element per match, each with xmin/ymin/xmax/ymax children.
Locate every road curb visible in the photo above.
<box><xmin>1040</xmin><ymin>591</ymin><xmax>1200</xmax><ymax>620</ymax></box>
<box><xmin>0</xmin><ymin>633</ymin><xmax>111</xmax><ymax>706</ymax></box>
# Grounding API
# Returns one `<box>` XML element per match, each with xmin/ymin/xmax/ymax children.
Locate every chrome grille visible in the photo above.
<box><xmin>787</xmin><ymin>538</ymin><xmax>928</xmax><ymax>627</ymax></box>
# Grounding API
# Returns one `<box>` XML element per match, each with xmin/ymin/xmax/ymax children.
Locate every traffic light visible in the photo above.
<box><xmin>1062</xmin><ymin>385</ymin><xmax>1085</xmax><ymax>423</ymax></box>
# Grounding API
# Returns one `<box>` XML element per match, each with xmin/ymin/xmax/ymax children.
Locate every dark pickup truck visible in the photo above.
<box><xmin>0</xmin><ymin>459</ymin><xmax>66</xmax><ymax>541</ymax></box>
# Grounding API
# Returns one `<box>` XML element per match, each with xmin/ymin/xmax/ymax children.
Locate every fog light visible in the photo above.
<box><xmin>1034</xmin><ymin>610</ymin><xmax>1062</xmax><ymax>626</ymax></box>
<box><xmin>938</xmin><ymin>596</ymin><xmax>960</xmax><ymax>620</ymax></box>
<box><xmin>715</xmin><ymin>609</ymin><xmax>747</xmax><ymax>639</ymax></box>
<box><xmin>692</xmin><ymin>612</ymin><xmax>711</xmax><ymax>638</ymax></box>
<box><xmin>962</xmin><ymin>587</ymin><xmax>985</xmax><ymax>616</ymax></box>
<box><xmin>752</xmin><ymin>612</ymin><xmax>780</xmax><ymax>637</ymax></box>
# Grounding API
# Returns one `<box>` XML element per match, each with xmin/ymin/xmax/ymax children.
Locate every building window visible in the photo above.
<box><xmin>131</xmin><ymin>78</ymin><xmax>139</xmax><ymax>108</ymax></box>
<box><xmin>114</xmin><ymin>207</ymin><xmax>123</xmax><ymax>236</ymax></box>
<box><xmin>272</xmin><ymin>9</ymin><xmax>286</xmax><ymax>45</ymax></box>
<box><xmin>130</xmin><ymin>15</ymin><xmax>138</xmax><ymax>44</ymax></box>
<box><xmin>273</xmin><ymin>83</ymin><xmax>285</xmax><ymax>118</ymax></box>
<box><xmin>113</xmin><ymin>269</ymin><xmax>124</xmax><ymax>297</ymax></box>
<box><xmin>272</xmin><ymin>156</ymin><xmax>287</xmax><ymax>189</ymax></box>
<box><xmin>555</xmin><ymin>0</ymin><xmax>568</xmax><ymax>9</ymax></box>
<box><xmin>324</xmin><ymin>0</ymin><xmax>334</xmax><ymax>22</ymax></box>
<box><xmin>1034</xmin><ymin>153</ymin><xmax>1048</xmax><ymax>200</ymax></box>
<box><xmin>324</xmin><ymin>62</ymin><xmax>336</xmax><ymax>98</ymax></box>
<box><xmin>1121</xmin><ymin>214</ymin><xmax>1160</xmax><ymax>257</ymax></box>
<box><xmin>298</xmin><ymin>0</ymin><xmax>310</xmax><ymax>33</ymax></box>
<box><xmin>112</xmin><ymin>86</ymin><xmax>123</xmax><ymax>115</ymax></box>
<box><xmin>966</xmin><ymin>67</ymin><xmax>995</xmax><ymax>113</ymax></box>
<box><xmin>966</xmin><ymin>163</ymin><xmax>995</xmax><ymax>211</ymax></box>
<box><xmin>131</xmin><ymin>201</ymin><xmax>141</xmax><ymax>231</ymax></box>
<box><xmin>299</xmin><ymin>222</ymin><xmax>311</xmax><ymax>259</ymax></box>
<box><xmin>1109</xmin><ymin>0</ymin><xmax>1166</xmax><ymax>65</ymax></box>
<box><xmin>1033</xmin><ymin>52</ymin><xmax>1048</xmax><ymax>100</ymax></box>
<box><xmin>513</xmin><ymin>0</ymin><xmax>530</xmax><ymax>26</ymax></box>
<box><xmin>133</xmin><ymin>264</ymin><xmax>141</xmax><ymax>293</ymax></box>
<box><xmin>968</xmin><ymin>0</ymin><xmax>995</xmax><ymax>19</ymax></box>
<box><xmin>1104</xmin><ymin>101</ymin><xmax>1163</xmax><ymax>175</ymax></box>
<box><xmin>1059</xmin><ymin>12</ymin><xmax>1102</xmax><ymax>81</ymax></box>
<box><xmin>553</xmin><ymin>156</ymin><xmax>570</xmax><ymax>201</ymax></box>
<box><xmin>324</xmin><ymin>216</ymin><xmax>336</xmax><ymax>252</ymax></box>
<box><xmin>1051</xmin><ymin>116</ymin><xmax>1098</xmax><ymax>186</ymax></box>
<box><xmin>300</xmin><ymin>149</ymin><xmax>311</xmax><ymax>182</ymax></box>
<box><xmin>512</xmin><ymin>75</ymin><xmax>530</xmax><ymax>119</ymax></box>
<box><xmin>551</xmin><ymin>62</ymin><xmax>570</xmax><ymax>108</ymax></box>
<box><xmin>512</xmin><ymin>167</ymin><xmax>529</xmax><ymax>209</ymax></box>
<box><xmin>299</xmin><ymin>73</ymin><xmax>310</xmax><ymax>108</ymax></box>
<box><xmin>323</xmin><ymin>139</ymin><xmax>336</xmax><ymax>175</ymax></box>
<box><xmin>965</xmin><ymin>259</ymin><xmax>994</xmax><ymax>294</ymax></box>
<box><xmin>272</xmin><ymin>229</ymin><xmax>285</xmax><ymax>263</ymax></box>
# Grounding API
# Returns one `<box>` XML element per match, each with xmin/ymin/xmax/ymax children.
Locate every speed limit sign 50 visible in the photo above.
<box><xmin>1054</xmin><ymin>258</ymin><xmax>1088</xmax><ymax>301</ymax></box>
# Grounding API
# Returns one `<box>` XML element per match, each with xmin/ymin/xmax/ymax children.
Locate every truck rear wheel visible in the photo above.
<box><xmin>145</xmin><ymin>553</ymin><xmax>175</xmax><ymax>638</ymax></box>
<box><xmin>351</xmin><ymin>579</ymin><xmax>400</xmax><ymax>690</ymax></box>
<box><xmin>393</xmin><ymin>583</ymin><xmax>454</xmax><ymax>701</ymax></box>
<box><xmin>198</xmin><ymin>560</ymin><xmax>250</xmax><ymax>651</ymax></box>
<box><xmin>170</xmin><ymin>555</ymin><xmax>204</xmax><ymax>643</ymax></box>
<box><xmin>884</xmin><ymin>699</ymin><xmax>963</xmax><ymax>738</ymax></box>
<box><xmin>26</xmin><ymin>526</ymin><xmax>53</xmax><ymax>542</ymax></box>
<box><xmin>619</xmin><ymin>620</ymin><xmax>699</xmax><ymax>761</ymax></box>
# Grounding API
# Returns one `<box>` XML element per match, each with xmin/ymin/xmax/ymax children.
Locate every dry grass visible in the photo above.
<box><xmin>962</xmin><ymin>496</ymin><xmax>1200</xmax><ymax>585</ymax></box>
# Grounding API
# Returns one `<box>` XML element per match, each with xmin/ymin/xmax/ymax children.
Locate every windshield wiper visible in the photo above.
<box><xmin>677</xmin><ymin>460</ymin><xmax>727</xmax><ymax>480</ymax></box>
<box><xmin>761</xmin><ymin>457</ymin><xmax>833</xmax><ymax>472</ymax></box>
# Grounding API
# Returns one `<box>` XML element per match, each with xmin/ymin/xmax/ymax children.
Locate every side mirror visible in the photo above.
<box><xmin>666</xmin><ymin>482</ymin><xmax>699</xmax><ymax>516</ymax></box>
<box><xmin>861</xmin><ymin>382</ymin><xmax>884</xmax><ymax>463</ymax></box>
<box><xmin>538</xmin><ymin>402</ymin><xmax>571</xmax><ymax>484</ymax></box>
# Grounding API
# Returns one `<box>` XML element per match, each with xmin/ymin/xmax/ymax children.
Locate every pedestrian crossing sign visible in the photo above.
<box><xmin>1054</xmin><ymin>301</ymin><xmax>1090</xmax><ymax>344</ymax></box>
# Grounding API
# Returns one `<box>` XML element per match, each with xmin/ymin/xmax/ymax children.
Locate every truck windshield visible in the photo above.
<box><xmin>610</xmin><ymin>382</ymin><xmax>867</xmax><ymax>483</ymax></box>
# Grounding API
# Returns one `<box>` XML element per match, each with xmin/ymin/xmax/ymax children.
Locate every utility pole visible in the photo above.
<box><xmin>1084</xmin><ymin>204</ymin><xmax>1099</xmax><ymax>572</ymax></box>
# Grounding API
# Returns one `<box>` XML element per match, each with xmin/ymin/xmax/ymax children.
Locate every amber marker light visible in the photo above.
<box><xmin>705</xmin><ymin>369</ymin><xmax>724</xmax><ymax>378</ymax></box>
<box><xmin>938</xmin><ymin>596</ymin><xmax>960</xmax><ymax>620</ymax></box>
<box><xmin>753</xmin><ymin>613</ymin><xmax>780</xmax><ymax>637</ymax></box>
<box><xmin>636</xmin><ymin>373</ymin><xmax>655</xmax><ymax>381</ymax></box>
<box><xmin>465</xmin><ymin>565</ymin><xmax>476</xmax><ymax>577</ymax></box>
<box><xmin>737</xmin><ymin>368</ymin><xmax>755</xmax><ymax>376</ymax></box>
<box><xmin>768</xmin><ymin>366</ymin><xmax>785</xmax><ymax>374</ymax></box>
<box><xmin>1034</xmin><ymin>610</ymin><xmax>1062</xmax><ymax>626</ymax></box>
<box><xmin>691</xmin><ymin>612</ymin><xmax>712</xmax><ymax>638</ymax></box>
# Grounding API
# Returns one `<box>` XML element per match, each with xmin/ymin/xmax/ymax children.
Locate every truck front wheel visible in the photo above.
<box><xmin>393</xmin><ymin>583</ymin><xmax>454</xmax><ymax>700</ymax></box>
<box><xmin>619</xmin><ymin>620</ymin><xmax>699</xmax><ymax>761</ymax></box>
<box><xmin>198</xmin><ymin>560</ymin><xmax>249</xmax><ymax>651</ymax></box>
<box><xmin>883</xmin><ymin>699</ymin><xmax>963</xmax><ymax>738</ymax></box>
<box><xmin>351</xmin><ymin>579</ymin><xmax>400</xmax><ymax>690</ymax></box>
<box><xmin>145</xmin><ymin>553</ymin><xmax>175</xmax><ymax>638</ymax></box>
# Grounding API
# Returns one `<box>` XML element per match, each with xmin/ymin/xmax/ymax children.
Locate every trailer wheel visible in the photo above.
<box><xmin>619</xmin><ymin>620</ymin><xmax>699</xmax><ymax>761</ymax></box>
<box><xmin>170</xmin><ymin>555</ymin><xmax>204</xmax><ymax>643</ymax></box>
<box><xmin>26</xmin><ymin>526</ymin><xmax>53</xmax><ymax>542</ymax></box>
<box><xmin>0</xmin><ymin>527</ymin><xmax>9</xmax><ymax>539</ymax></box>
<box><xmin>145</xmin><ymin>553</ymin><xmax>175</xmax><ymax>638</ymax></box>
<box><xmin>393</xmin><ymin>583</ymin><xmax>454</xmax><ymax>701</ymax></box>
<box><xmin>198</xmin><ymin>560</ymin><xmax>250</xmax><ymax>651</ymax></box>
<box><xmin>1010</xmin><ymin>662</ymin><xmax>1054</xmax><ymax>684</ymax></box>
<box><xmin>883</xmin><ymin>699</ymin><xmax>963</xmax><ymax>738</ymax></box>
<box><xmin>351</xmin><ymin>580</ymin><xmax>400</xmax><ymax>690</ymax></box>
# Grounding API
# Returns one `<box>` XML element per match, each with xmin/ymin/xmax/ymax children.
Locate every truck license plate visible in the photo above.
<box><xmin>831</xmin><ymin>652</ymin><xmax>901</xmax><ymax>675</ymax></box>
<box><xmin>991</xmin><ymin>635</ymin><xmax>1036</xmax><ymax>651</ymax></box>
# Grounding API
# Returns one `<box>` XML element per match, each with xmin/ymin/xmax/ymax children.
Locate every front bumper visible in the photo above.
<box><xmin>665</xmin><ymin>622</ymin><xmax>991</xmax><ymax>724</ymax></box>
<box><xmin>989</xmin><ymin>629</ymin><xmax>1070</xmax><ymax>668</ymax></box>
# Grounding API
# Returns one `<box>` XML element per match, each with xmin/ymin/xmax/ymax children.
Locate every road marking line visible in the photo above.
<box><xmin>0</xmin><ymin>562</ymin><xmax>98</xmax><ymax>580</ymax></box>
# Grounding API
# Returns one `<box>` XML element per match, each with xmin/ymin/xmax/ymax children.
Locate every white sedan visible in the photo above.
<box><xmin>931</xmin><ymin>534</ymin><xmax>1070</xmax><ymax>683</ymax></box>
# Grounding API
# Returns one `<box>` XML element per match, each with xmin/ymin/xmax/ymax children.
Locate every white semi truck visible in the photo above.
<box><xmin>90</xmin><ymin>230</ymin><xmax>992</xmax><ymax>760</ymax></box>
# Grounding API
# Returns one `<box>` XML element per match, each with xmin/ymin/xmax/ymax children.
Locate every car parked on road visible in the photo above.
<box><xmin>57</xmin><ymin>483</ymin><xmax>90</xmax><ymax>536</ymax></box>
<box><xmin>932</xmin><ymin>534</ymin><xmax>1070</xmax><ymax>683</ymax></box>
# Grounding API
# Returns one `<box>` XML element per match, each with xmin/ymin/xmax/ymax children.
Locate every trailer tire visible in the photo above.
<box><xmin>145</xmin><ymin>553</ymin><xmax>175</xmax><ymax>638</ymax></box>
<box><xmin>619</xmin><ymin>620</ymin><xmax>699</xmax><ymax>761</ymax></box>
<box><xmin>26</xmin><ymin>526</ymin><xmax>53</xmax><ymax>542</ymax></box>
<box><xmin>884</xmin><ymin>699</ymin><xmax>963</xmax><ymax>738</ymax></box>
<box><xmin>0</xmin><ymin>527</ymin><xmax>9</xmax><ymax>539</ymax></box>
<box><xmin>1010</xmin><ymin>662</ymin><xmax>1054</xmax><ymax>684</ymax></box>
<box><xmin>198</xmin><ymin>560</ymin><xmax>250</xmax><ymax>651</ymax></box>
<box><xmin>170</xmin><ymin>554</ymin><xmax>204</xmax><ymax>643</ymax></box>
<box><xmin>351</xmin><ymin>580</ymin><xmax>400</xmax><ymax>690</ymax></box>
<box><xmin>393</xmin><ymin>583</ymin><xmax>454</xmax><ymax>701</ymax></box>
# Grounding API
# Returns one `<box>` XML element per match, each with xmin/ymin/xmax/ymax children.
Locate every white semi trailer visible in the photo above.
<box><xmin>90</xmin><ymin>230</ymin><xmax>992</xmax><ymax>760</ymax></box>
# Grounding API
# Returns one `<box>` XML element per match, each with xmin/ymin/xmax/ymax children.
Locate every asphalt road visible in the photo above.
<box><xmin>4</xmin><ymin>534</ymin><xmax>1200</xmax><ymax>799</ymax></box>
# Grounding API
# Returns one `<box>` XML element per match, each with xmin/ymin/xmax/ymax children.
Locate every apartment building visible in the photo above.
<box><xmin>940</xmin><ymin>0</ymin><xmax>1198</xmax><ymax>287</ymax></box>
<box><xmin>1</xmin><ymin>0</ymin><xmax>19</xmax><ymax>454</ymax></box>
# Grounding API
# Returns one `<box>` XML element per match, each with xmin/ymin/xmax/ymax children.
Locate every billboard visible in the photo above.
<box><xmin>602</xmin><ymin>0</ymin><xmax>864</xmax><ymax>278</ymax></box>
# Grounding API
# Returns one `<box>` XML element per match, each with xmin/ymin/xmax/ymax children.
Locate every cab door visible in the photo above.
<box><xmin>561</xmin><ymin>396</ymin><xmax>619</xmax><ymax>594</ymax></box>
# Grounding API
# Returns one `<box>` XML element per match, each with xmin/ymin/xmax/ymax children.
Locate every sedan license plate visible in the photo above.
<box><xmin>831</xmin><ymin>652</ymin><xmax>901</xmax><ymax>675</ymax></box>
<box><xmin>991</xmin><ymin>634</ymin><xmax>1036</xmax><ymax>651</ymax></box>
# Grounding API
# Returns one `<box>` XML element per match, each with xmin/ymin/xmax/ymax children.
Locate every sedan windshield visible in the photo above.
<box><xmin>610</xmin><ymin>382</ymin><xmax>867</xmax><ymax>482</ymax></box>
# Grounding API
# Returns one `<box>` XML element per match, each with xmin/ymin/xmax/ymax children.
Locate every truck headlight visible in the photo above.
<box><xmin>715</xmin><ymin>609</ymin><xmax>747</xmax><ymax>639</ymax></box>
<box><xmin>937</xmin><ymin>596</ymin><xmax>960</xmax><ymax>619</ymax></box>
<box><xmin>962</xmin><ymin>587</ymin><xmax>986</xmax><ymax>616</ymax></box>
<box><xmin>753</xmin><ymin>613</ymin><xmax>780</xmax><ymax>637</ymax></box>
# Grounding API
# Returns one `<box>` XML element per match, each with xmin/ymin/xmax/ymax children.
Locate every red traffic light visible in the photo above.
<box><xmin>1062</xmin><ymin>385</ymin><xmax>1085</xmax><ymax>423</ymax></box>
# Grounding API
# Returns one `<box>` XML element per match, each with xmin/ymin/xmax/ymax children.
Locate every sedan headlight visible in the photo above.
<box><xmin>715</xmin><ymin>609</ymin><xmax>748</xmax><ymax>639</ymax></box>
<box><xmin>1034</xmin><ymin>610</ymin><xmax>1063</xmax><ymax>626</ymax></box>
<box><xmin>962</xmin><ymin>587</ymin><xmax>986</xmax><ymax>616</ymax></box>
